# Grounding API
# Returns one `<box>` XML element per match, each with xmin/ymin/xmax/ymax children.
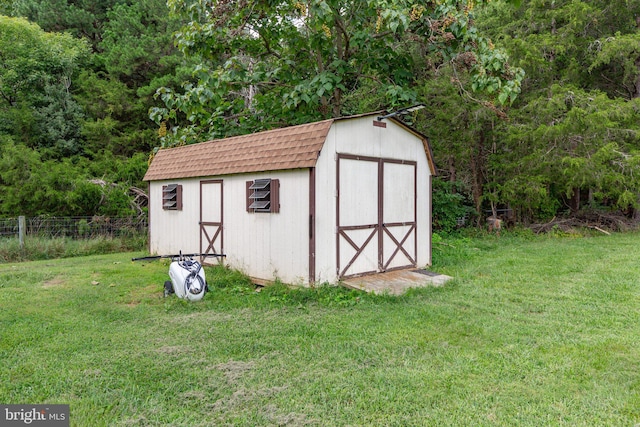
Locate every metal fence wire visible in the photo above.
<box><xmin>0</xmin><ymin>216</ymin><xmax>147</xmax><ymax>239</ymax></box>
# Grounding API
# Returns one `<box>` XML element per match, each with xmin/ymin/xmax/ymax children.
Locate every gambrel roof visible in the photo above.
<box><xmin>144</xmin><ymin>120</ymin><xmax>332</xmax><ymax>181</ymax></box>
<box><xmin>144</xmin><ymin>112</ymin><xmax>435</xmax><ymax>181</ymax></box>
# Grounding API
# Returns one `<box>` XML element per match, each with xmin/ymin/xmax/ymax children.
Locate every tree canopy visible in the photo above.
<box><xmin>421</xmin><ymin>0</ymin><xmax>640</xmax><ymax>226</ymax></box>
<box><xmin>1</xmin><ymin>0</ymin><xmax>640</xmax><ymax>230</ymax></box>
<box><xmin>0</xmin><ymin>15</ymin><xmax>89</xmax><ymax>157</ymax></box>
<box><xmin>0</xmin><ymin>0</ymin><xmax>189</xmax><ymax>218</ymax></box>
<box><xmin>151</xmin><ymin>0</ymin><xmax>524</xmax><ymax>145</ymax></box>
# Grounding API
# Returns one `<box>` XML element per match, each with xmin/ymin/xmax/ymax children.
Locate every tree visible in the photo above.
<box><xmin>495</xmin><ymin>85</ymin><xmax>640</xmax><ymax>219</ymax></box>
<box><xmin>417</xmin><ymin>65</ymin><xmax>501</xmax><ymax>221</ymax></box>
<box><xmin>0</xmin><ymin>3</ymin><xmax>181</xmax><ymax>217</ymax></box>
<box><xmin>416</xmin><ymin>0</ymin><xmax>640</xmax><ymax>225</ymax></box>
<box><xmin>473</xmin><ymin>0</ymin><xmax>640</xmax><ymax>222</ymax></box>
<box><xmin>12</xmin><ymin>0</ymin><xmax>188</xmax><ymax>157</ymax></box>
<box><xmin>98</xmin><ymin>0</ymin><xmax>184</xmax><ymax>89</ymax></box>
<box><xmin>151</xmin><ymin>0</ymin><xmax>524</xmax><ymax>146</ymax></box>
<box><xmin>79</xmin><ymin>0</ymin><xmax>189</xmax><ymax>156</ymax></box>
<box><xmin>589</xmin><ymin>32</ymin><xmax>640</xmax><ymax>99</ymax></box>
<box><xmin>12</xmin><ymin>0</ymin><xmax>123</xmax><ymax>50</ymax></box>
<box><xmin>586</xmin><ymin>0</ymin><xmax>640</xmax><ymax>99</ymax></box>
<box><xmin>0</xmin><ymin>15</ymin><xmax>89</xmax><ymax>157</ymax></box>
<box><xmin>0</xmin><ymin>0</ymin><xmax>11</xmax><ymax>14</ymax></box>
<box><xmin>0</xmin><ymin>136</ymin><xmax>148</xmax><ymax>217</ymax></box>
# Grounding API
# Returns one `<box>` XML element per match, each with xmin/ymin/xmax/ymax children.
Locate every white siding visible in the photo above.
<box><xmin>223</xmin><ymin>170</ymin><xmax>309</xmax><ymax>285</ymax></box>
<box><xmin>314</xmin><ymin>116</ymin><xmax>432</xmax><ymax>283</ymax></box>
<box><xmin>149</xmin><ymin>113</ymin><xmax>432</xmax><ymax>285</ymax></box>
<box><xmin>151</xmin><ymin>171</ymin><xmax>310</xmax><ymax>284</ymax></box>
<box><xmin>313</xmin><ymin>126</ymin><xmax>339</xmax><ymax>283</ymax></box>
<box><xmin>334</xmin><ymin>116</ymin><xmax>417</xmax><ymax>160</ymax></box>
<box><xmin>149</xmin><ymin>178</ymin><xmax>202</xmax><ymax>255</ymax></box>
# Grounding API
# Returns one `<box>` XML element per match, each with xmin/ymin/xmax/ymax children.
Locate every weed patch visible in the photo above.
<box><xmin>0</xmin><ymin>235</ymin><xmax>146</xmax><ymax>263</ymax></box>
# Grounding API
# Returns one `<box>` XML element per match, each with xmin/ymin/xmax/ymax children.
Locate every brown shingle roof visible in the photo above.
<box><xmin>144</xmin><ymin>112</ymin><xmax>436</xmax><ymax>181</ymax></box>
<box><xmin>143</xmin><ymin>119</ymin><xmax>334</xmax><ymax>181</ymax></box>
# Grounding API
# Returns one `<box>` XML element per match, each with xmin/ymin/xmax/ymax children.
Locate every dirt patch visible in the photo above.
<box><xmin>214</xmin><ymin>360</ymin><xmax>256</xmax><ymax>384</ymax></box>
<box><xmin>129</xmin><ymin>284</ymin><xmax>160</xmax><ymax>296</ymax></box>
<box><xmin>208</xmin><ymin>386</ymin><xmax>288</xmax><ymax>412</ymax></box>
<box><xmin>155</xmin><ymin>345</ymin><xmax>192</xmax><ymax>355</ymax></box>
<box><xmin>181</xmin><ymin>390</ymin><xmax>207</xmax><ymax>401</ymax></box>
<box><xmin>263</xmin><ymin>404</ymin><xmax>311</xmax><ymax>426</ymax></box>
<box><xmin>42</xmin><ymin>277</ymin><xmax>67</xmax><ymax>289</ymax></box>
<box><xmin>120</xmin><ymin>415</ymin><xmax>148</xmax><ymax>426</ymax></box>
<box><xmin>124</xmin><ymin>284</ymin><xmax>160</xmax><ymax>306</ymax></box>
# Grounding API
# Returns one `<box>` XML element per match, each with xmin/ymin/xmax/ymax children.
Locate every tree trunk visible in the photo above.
<box><xmin>448</xmin><ymin>157</ymin><xmax>457</xmax><ymax>192</ymax></box>
<box><xmin>634</xmin><ymin>56</ymin><xmax>640</xmax><ymax>98</ymax></box>
<box><xmin>569</xmin><ymin>188</ymin><xmax>580</xmax><ymax>213</ymax></box>
<box><xmin>470</xmin><ymin>130</ymin><xmax>486</xmax><ymax>223</ymax></box>
<box><xmin>332</xmin><ymin>88</ymin><xmax>341</xmax><ymax>117</ymax></box>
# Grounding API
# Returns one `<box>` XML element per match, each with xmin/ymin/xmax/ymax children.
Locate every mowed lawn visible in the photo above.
<box><xmin>1</xmin><ymin>233</ymin><xmax>639</xmax><ymax>426</ymax></box>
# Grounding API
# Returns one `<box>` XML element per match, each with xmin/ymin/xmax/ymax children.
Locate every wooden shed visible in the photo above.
<box><xmin>143</xmin><ymin>112</ymin><xmax>436</xmax><ymax>285</ymax></box>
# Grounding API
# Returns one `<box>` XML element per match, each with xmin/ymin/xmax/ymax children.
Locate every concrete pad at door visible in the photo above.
<box><xmin>341</xmin><ymin>269</ymin><xmax>452</xmax><ymax>295</ymax></box>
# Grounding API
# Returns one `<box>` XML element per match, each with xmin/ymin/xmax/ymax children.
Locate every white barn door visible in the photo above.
<box><xmin>381</xmin><ymin>160</ymin><xmax>417</xmax><ymax>271</ymax></box>
<box><xmin>337</xmin><ymin>156</ymin><xmax>380</xmax><ymax>277</ymax></box>
<box><xmin>337</xmin><ymin>155</ymin><xmax>416</xmax><ymax>279</ymax></box>
<box><xmin>200</xmin><ymin>180</ymin><xmax>223</xmax><ymax>261</ymax></box>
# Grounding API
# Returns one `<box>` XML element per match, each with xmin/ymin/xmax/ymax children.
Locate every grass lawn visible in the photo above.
<box><xmin>1</xmin><ymin>232</ymin><xmax>639</xmax><ymax>426</ymax></box>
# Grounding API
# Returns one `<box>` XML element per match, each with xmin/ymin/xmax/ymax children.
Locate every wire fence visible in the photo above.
<box><xmin>0</xmin><ymin>216</ymin><xmax>148</xmax><ymax>240</ymax></box>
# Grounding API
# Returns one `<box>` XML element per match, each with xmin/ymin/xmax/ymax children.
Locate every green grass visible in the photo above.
<box><xmin>1</xmin><ymin>233</ymin><xmax>640</xmax><ymax>426</ymax></box>
<box><xmin>0</xmin><ymin>235</ymin><xmax>147</xmax><ymax>263</ymax></box>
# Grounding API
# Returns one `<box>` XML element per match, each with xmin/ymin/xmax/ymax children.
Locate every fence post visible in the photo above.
<box><xmin>18</xmin><ymin>216</ymin><xmax>25</xmax><ymax>248</ymax></box>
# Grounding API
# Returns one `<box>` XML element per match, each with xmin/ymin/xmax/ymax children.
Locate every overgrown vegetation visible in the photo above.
<box><xmin>1</xmin><ymin>1</ymin><xmax>640</xmax><ymax>227</ymax></box>
<box><xmin>0</xmin><ymin>0</ymin><xmax>184</xmax><ymax>217</ymax></box>
<box><xmin>425</xmin><ymin>0</ymin><xmax>640</xmax><ymax>224</ymax></box>
<box><xmin>432</xmin><ymin>178</ymin><xmax>474</xmax><ymax>232</ymax></box>
<box><xmin>0</xmin><ymin>235</ymin><xmax>147</xmax><ymax>263</ymax></box>
<box><xmin>1</xmin><ymin>234</ymin><xmax>639</xmax><ymax>425</ymax></box>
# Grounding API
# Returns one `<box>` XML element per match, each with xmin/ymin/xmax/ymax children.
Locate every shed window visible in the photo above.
<box><xmin>246</xmin><ymin>179</ymin><xmax>279</xmax><ymax>213</ymax></box>
<box><xmin>162</xmin><ymin>184</ymin><xmax>183</xmax><ymax>210</ymax></box>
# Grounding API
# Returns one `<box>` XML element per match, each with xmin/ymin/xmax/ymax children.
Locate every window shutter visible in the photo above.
<box><xmin>271</xmin><ymin>179</ymin><xmax>280</xmax><ymax>213</ymax></box>
<box><xmin>175</xmin><ymin>184</ymin><xmax>183</xmax><ymax>210</ymax></box>
<box><xmin>247</xmin><ymin>178</ymin><xmax>278</xmax><ymax>213</ymax></box>
<box><xmin>246</xmin><ymin>180</ymin><xmax>253</xmax><ymax>213</ymax></box>
<box><xmin>162</xmin><ymin>185</ymin><xmax>167</xmax><ymax>209</ymax></box>
<box><xmin>162</xmin><ymin>184</ymin><xmax>182</xmax><ymax>210</ymax></box>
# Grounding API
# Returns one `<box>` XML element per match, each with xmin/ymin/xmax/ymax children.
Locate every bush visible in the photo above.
<box><xmin>0</xmin><ymin>141</ymin><xmax>147</xmax><ymax>217</ymax></box>
<box><xmin>432</xmin><ymin>178</ymin><xmax>474</xmax><ymax>234</ymax></box>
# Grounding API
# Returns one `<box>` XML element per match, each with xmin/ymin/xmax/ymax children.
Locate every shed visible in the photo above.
<box><xmin>143</xmin><ymin>112</ymin><xmax>436</xmax><ymax>285</ymax></box>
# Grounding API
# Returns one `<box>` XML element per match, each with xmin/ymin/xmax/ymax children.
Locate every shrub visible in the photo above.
<box><xmin>432</xmin><ymin>178</ymin><xmax>474</xmax><ymax>233</ymax></box>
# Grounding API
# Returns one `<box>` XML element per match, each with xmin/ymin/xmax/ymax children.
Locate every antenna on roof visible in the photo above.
<box><xmin>377</xmin><ymin>103</ymin><xmax>426</xmax><ymax>121</ymax></box>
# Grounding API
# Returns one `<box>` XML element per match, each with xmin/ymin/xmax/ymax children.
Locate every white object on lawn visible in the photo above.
<box><xmin>167</xmin><ymin>256</ymin><xmax>207</xmax><ymax>301</ymax></box>
<box><xmin>133</xmin><ymin>251</ymin><xmax>225</xmax><ymax>301</ymax></box>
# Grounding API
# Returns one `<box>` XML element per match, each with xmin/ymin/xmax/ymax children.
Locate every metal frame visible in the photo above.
<box><xmin>376</xmin><ymin>103</ymin><xmax>426</xmax><ymax>121</ymax></box>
